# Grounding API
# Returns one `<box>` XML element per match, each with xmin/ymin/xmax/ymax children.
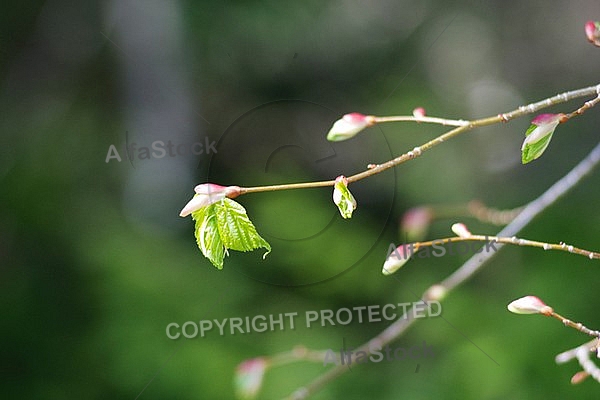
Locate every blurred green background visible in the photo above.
<box><xmin>2</xmin><ymin>0</ymin><xmax>600</xmax><ymax>399</ymax></box>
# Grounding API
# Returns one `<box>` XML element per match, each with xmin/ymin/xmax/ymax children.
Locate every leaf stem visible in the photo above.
<box><xmin>240</xmin><ymin>180</ymin><xmax>335</xmax><ymax>195</ymax></box>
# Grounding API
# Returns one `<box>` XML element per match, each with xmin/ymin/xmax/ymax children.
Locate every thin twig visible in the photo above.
<box><xmin>405</xmin><ymin>201</ymin><xmax>523</xmax><ymax>226</ymax></box>
<box><xmin>241</xmin><ymin>84</ymin><xmax>600</xmax><ymax>195</ymax></box>
<box><xmin>466</xmin><ymin>201</ymin><xmax>524</xmax><ymax>226</ymax></box>
<box><xmin>547</xmin><ymin>311</ymin><xmax>600</xmax><ymax>338</ymax></box>
<box><xmin>399</xmin><ymin>234</ymin><xmax>600</xmax><ymax>261</ymax></box>
<box><xmin>556</xmin><ymin>340</ymin><xmax>600</xmax><ymax>384</ymax></box>
<box><xmin>372</xmin><ymin>115</ymin><xmax>469</xmax><ymax>127</ymax></box>
<box><xmin>269</xmin><ymin>346</ymin><xmax>330</xmax><ymax>367</ymax></box>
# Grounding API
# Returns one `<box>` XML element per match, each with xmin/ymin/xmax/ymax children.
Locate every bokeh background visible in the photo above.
<box><xmin>2</xmin><ymin>0</ymin><xmax>600</xmax><ymax>399</ymax></box>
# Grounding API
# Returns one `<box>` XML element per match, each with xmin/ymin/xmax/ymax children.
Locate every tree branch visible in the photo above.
<box><xmin>240</xmin><ymin>84</ymin><xmax>600</xmax><ymax>195</ymax></box>
<box><xmin>283</xmin><ymin>139</ymin><xmax>600</xmax><ymax>399</ymax></box>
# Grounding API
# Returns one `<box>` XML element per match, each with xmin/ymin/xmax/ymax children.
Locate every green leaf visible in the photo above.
<box><xmin>214</xmin><ymin>199</ymin><xmax>271</xmax><ymax>255</ymax></box>
<box><xmin>521</xmin><ymin>128</ymin><xmax>554</xmax><ymax>164</ymax></box>
<box><xmin>333</xmin><ymin>179</ymin><xmax>357</xmax><ymax>219</ymax></box>
<box><xmin>191</xmin><ymin>199</ymin><xmax>271</xmax><ymax>269</ymax></box>
<box><xmin>524</xmin><ymin>123</ymin><xmax>537</xmax><ymax>137</ymax></box>
<box><xmin>192</xmin><ymin>203</ymin><xmax>226</xmax><ymax>269</ymax></box>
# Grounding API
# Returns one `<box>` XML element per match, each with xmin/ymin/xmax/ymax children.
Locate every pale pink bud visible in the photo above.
<box><xmin>571</xmin><ymin>371</ymin><xmax>590</xmax><ymax>385</ymax></box>
<box><xmin>585</xmin><ymin>21</ymin><xmax>600</xmax><ymax>47</ymax></box>
<box><xmin>451</xmin><ymin>222</ymin><xmax>471</xmax><ymax>238</ymax></box>
<box><xmin>400</xmin><ymin>207</ymin><xmax>432</xmax><ymax>242</ymax></box>
<box><xmin>179</xmin><ymin>183</ymin><xmax>241</xmax><ymax>217</ymax></box>
<box><xmin>412</xmin><ymin>107</ymin><xmax>426</xmax><ymax>118</ymax></box>
<box><xmin>382</xmin><ymin>243</ymin><xmax>419</xmax><ymax>275</ymax></box>
<box><xmin>327</xmin><ymin>113</ymin><xmax>374</xmax><ymax>142</ymax></box>
<box><xmin>507</xmin><ymin>296</ymin><xmax>552</xmax><ymax>315</ymax></box>
<box><xmin>235</xmin><ymin>358</ymin><xmax>268</xmax><ymax>399</ymax></box>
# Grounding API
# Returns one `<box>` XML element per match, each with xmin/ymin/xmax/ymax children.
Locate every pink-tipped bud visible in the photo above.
<box><xmin>235</xmin><ymin>358</ymin><xmax>268</xmax><ymax>399</ymax></box>
<box><xmin>194</xmin><ymin>183</ymin><xmax>241</xmax><ymax>198</ymax></box>
<box><xmin>327</xmin><ymin>113</ymin><xmax>374</xmax><ymax>142</ymax></box>
<box><xmin>451</xmin><ymin>222</ymin><xmax>471</xmax><ymax>238</ymax></box>
<box><xmin>382</xmin><ymin>243</ymin><xmax>419</xmax><ymax>275</ymax></box>
<box><xmin>585</xmin><ymin>21</ymin><xmax>600</xmax><ymax>47</ymax></box>
<box><xmin>507</xmin><ymin>295</ymin><xmax>553</xmax><ymax>315</ymax></box>
<box><xmin>180</xmin><ymin>183</ymin><xmax>241</xmax><ymax>217</ymax></box>
<box><xmin>521</xmin><ymin>113</ymin><xmax>564</xmax><ymax>164</ymax></box>
<box><xmin>571</xmin><ymin>371</ymin><xmax>590</xmax><ymax>385</ymax></box>
<box><xmin>412</xmin><ymin>107</ymin><xmax>426</xmax><ymax>118</ymax></box>
<box><xmin>525</xmin><ymin>114</ymin><xmax>563</xmax><ymax>145</ymax></box>
<box><xmin>400</xmin><ymin>207</ymin><xmax>432</xmax><ymax>242</ymax></box>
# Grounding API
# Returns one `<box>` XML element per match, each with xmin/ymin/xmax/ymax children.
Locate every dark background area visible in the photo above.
<box><xmin>1</xmin><ymin>1</ymin><xmax>599</xmax><ymax>399</ymax></box>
